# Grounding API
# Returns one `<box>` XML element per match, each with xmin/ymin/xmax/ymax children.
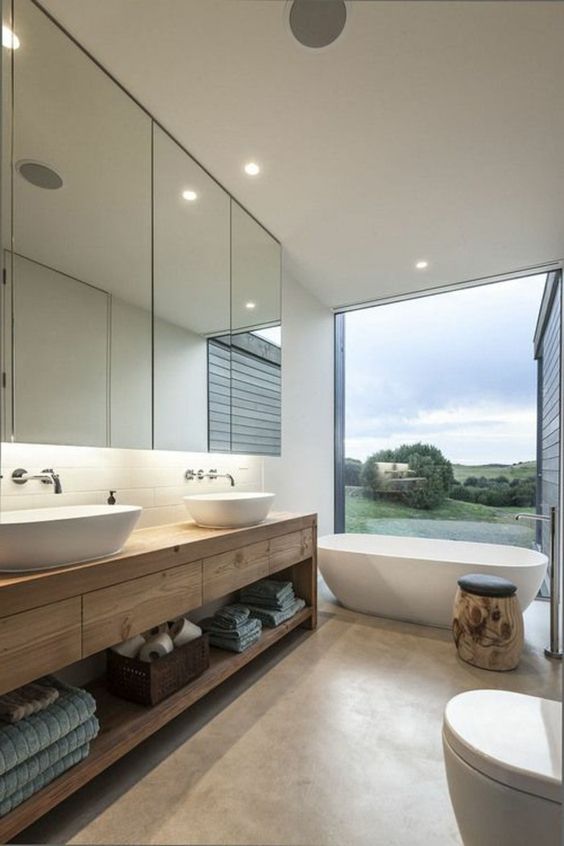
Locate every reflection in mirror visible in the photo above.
<box><xmin>223</xmin><ymin>202</ymin><xmax>281</xmax><ymax>456</ymax></box>
<box><xmin>7</xmin><ymin>0</ymin><xmax>152</xmax><ymax>447</ymax></box>
<box><xmin>1</xmin><ymin>0</ymin><xmax>14</xmax><ymax>442</ymax></box>
<box><xmin>153</xmin><ymin>126</ymin><xmax>230</xmax><ymax>452</ymax></box>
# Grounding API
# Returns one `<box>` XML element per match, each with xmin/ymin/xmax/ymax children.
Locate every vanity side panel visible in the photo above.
<box><xmin>0</xmin><ymin>598</ymin><xmax>82</xmax><ymax>695</ymax></box>
<box><xmin>82</xmin><ymin>561</ymin><xmax>202</xmax><ymax>656</ymax></box>
<box><xmin>203</xmin><ymin>541</ymin><xmax>269</xmax><ymax>602</ymax></box>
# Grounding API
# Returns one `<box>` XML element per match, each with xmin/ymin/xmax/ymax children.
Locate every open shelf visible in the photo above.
<box><xmin>0</xmin><ymin>606</ymin><xmax>313</xmax><ymax>843</ymax></box>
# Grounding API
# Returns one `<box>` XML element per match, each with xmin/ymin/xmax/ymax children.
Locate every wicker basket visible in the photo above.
<box><xmin>107</xmin><ymin>634</ymin><xmax>210</xmax><ymax>706</ymax></box>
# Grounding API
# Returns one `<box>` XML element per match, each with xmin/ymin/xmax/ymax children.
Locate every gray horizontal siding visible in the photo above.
<box><xmin>208</xmin><ymin>334</ymin><xmax>281</xmax><ymax>454</ymax></box>
<box><xmin>538</xmin><ymin>278</ymin><xmax>561</xmax><ymax>565</ymax></box>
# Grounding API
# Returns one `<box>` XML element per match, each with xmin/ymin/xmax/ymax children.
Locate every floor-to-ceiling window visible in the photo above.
<box><xmin>335</xmin><ymin>273</ymin><xmax>549</xmax><ymax>557</ymax></box>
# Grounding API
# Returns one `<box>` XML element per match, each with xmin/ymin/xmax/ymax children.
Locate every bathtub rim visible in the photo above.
<box><xmin>317</xmin><ymin>532</ymin><xmax>548</xmax><ymax>569</ymax></box>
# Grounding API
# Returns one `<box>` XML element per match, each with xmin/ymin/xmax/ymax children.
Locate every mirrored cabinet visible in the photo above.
<box><xmin>227</xmin><ymin>203</ymin><xmax>281</xmax><ymax>456</ymax></box>
<box><xmin>153</xmin><ymin>126</ymin><xmax>230</xmax><ymax>453</ymax></box>
<box><xmin>1</xmin><ymin>0</ymin><xmax>281</xmax><ymax>456</ymax></box>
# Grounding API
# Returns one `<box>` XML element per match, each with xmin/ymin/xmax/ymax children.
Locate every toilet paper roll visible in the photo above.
<box><xmin>169</xmin><ymin>617</ymin><xmax>202</xmax><ymax>647</ymax></box>
<box><xmin>138</xmin><ymin>632</ymin><xmax>174</xmax><ymax>663</ymax></box>
<box><xmin>141</xmin><ymin>623</ymin><xmax>168</xmax><ymax>640</ymax></box>
<box><xmin>111</xmin><ymin>635</ymin><xmax>146</xmax><ymax>659</ymax></box>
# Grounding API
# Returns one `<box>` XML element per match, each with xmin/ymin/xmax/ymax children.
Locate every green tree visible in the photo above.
<box><xmin>361</xmin><ymin>443</ymin><xmax>454</xmax><ymax>510</ymax></box>
<box><xmin>360</xmin><ymin>456</ymin><xmax>381</xmax><ymax>497</ymax></box>
<box><xmin>344</xmin><ymin>457</ymin><xmax>362</xmax><ymax>486</ymax></box>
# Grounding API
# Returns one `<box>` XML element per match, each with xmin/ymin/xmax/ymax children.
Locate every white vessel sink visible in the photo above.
<box><xmin>183</xmin><ymin>492</ymin><xmax>275</xmax><ymax>529</ymax></box>
<box><xmin>0</xmin><ymin>505</ymin><xmax>142</xmax><ymax>572</ymax></box>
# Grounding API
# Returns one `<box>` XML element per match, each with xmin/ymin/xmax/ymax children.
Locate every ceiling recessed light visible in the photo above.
<box><xmin>289</xmin><ymin>0</ymin><xmax>347</xmax><ymax>49</ymax></box>
<box><xmin>2</xmin><ymin>25</ymin><xmax>20</xmax><ymax>50</ymax></box>
<box><xmin>415</xmin><ymin>260</ymin><xmax>428</xmax><ymax>270</ymax></box>
<box><xmin>181</xmin><ymin>189</ymin><xmax>198</xmax><ymax>201</ymax></box>
<box><xmin>245</xmin><ymin>301</ymin><xmax>256</xmax><ymax>310</ymax></box>
<box><xmin>244</xmin><ymin>162</ymin><xmax>260</xmax><ymax>177</ymax></box>
<box><xmin>16</xmin><ymin>160</ymin><xmax>63</xmax><ymax>190</ymax></box>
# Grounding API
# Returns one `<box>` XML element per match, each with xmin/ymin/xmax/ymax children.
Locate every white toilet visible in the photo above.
<box><xmin>443</xmin><ymin>689</ymin><xmax>562</xmax><ymax>846</ymax></box>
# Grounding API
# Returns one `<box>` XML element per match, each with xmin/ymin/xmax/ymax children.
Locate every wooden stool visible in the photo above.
<box><xmin>452</xmin><ymin>574</ymin><xmax>524</xmax><ymax>671</ymax></box>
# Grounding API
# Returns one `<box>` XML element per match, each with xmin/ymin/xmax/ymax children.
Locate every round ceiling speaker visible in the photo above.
<box><xmin>289</xmin><ymin>0</ymin><xmax>347</xmax><ymax>49</ymax></box>
<box><xmin>16</xmin><ymin>160</ymin><xmax>63</xmax><ymax>190</ymax></box>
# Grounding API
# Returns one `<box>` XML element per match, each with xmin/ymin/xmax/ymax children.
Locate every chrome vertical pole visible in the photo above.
<box><xmin>544</xmin><ymin>506</ymin><xmax>562</xmax><ymax>659</ymax></box>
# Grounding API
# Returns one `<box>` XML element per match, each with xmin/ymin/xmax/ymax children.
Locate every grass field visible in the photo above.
<box><xmin>452</xmin><ymin>460</ymin><xmax>536</xmax><ymax>483</ymax></box>
<box><xmin>345</xmin><ymin>492</ymin><xmax>536</xmax><ymax>548</ymax></box>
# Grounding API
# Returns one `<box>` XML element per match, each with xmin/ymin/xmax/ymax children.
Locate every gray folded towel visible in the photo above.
<box><xmin>0</xmin><ymin>679</ymin><xmax>96</xmax><ymax>776</ymax></box>
<box><xmin>209</xmin><ymin>630</ymin><xmax>262</xmax><ymax>653</ymax></box>
<box><xmin>0</xmin><ymin>743</ymin><xmax>90</xmax><ymax>817</ymax></box>
<box><xmin>0</xmin><ymin>715</ymin><xmax>99</xmax><ymax>804</ymax></box>
<box><xmin>201</xmin><ymin>616</ymin><xmax>261</xmax><ymax>642</ymax></box>
<box><xmin>242</xmin><ymin>594</ymin><xmax>296</xmax><ymax>612</ymax></box>
<box><xmin>247</xmin><ymin>597</ymin><xmax>306</xmax><ymax>628</ymax></box>
<box><xmin>212</xmin><ymin>604</ymin><xmax>251</xmax><ymax>630</ymax></box>
<box><xmin>240</xmin><ymin>581</ymin><xmax>296</xmax><ymax>612</ymax></box>
<box><xmin>240</xmin><ymin>579</ymin><xmax>294</xmax><ymax>603</ymax></box>
<box><xmin>0</xmin><ymin>683</ymin><xmax>60</xmax><ymax>724</ymax></box>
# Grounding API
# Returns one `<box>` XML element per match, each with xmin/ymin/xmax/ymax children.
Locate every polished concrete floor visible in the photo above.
<box><xmin>17</xmin><ymin>585</ymin><xmax>562</xmax><ymax>846</ymax></box>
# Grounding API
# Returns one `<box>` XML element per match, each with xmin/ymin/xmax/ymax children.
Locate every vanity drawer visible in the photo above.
<box><xmin>269</xmin><ymin>529</ymin><xmax>314</xmax><ymax>574</ymax></box>
<box><xmin>203</xmin><ymin>541</ymin><xmax>269</xmax><ymax>602</ymax></box>
<box><xmin>0</xmin><ymin>598</ymin><xmax>82</xmax><ymax>695</ymax></box>
<box><xmin>82</xmin><ymin>561</ymin><xmax>202</xmax><ymax>656</ymax></box>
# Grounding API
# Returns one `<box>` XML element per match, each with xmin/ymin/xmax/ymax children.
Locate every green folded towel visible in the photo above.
<box><xmin>0</xmin><ymin>715</ymin><xmax>98</xmax><ymax>804</ymax></box>
<box><xmin>0</xmin><ymin>679</ymin><xmax>96</xmax><ymax>776</ymax></box>
<box><xmin>248</xmin><ymin>597</ymin><xmax>306</xmax><ymax>628</ymax></box>
<box><xmin>0</xmin><ymin>743</ymin><xmax>90</xmax><ymax>817</ymax></box>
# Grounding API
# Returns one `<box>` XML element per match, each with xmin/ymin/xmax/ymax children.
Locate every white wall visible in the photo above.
<box><xmin>0</xmin><ymin>442</ymin><xmax>262</xmax><ymax>528</ymax></box>
<box><xmin>153</xmin><ymin>317</ymin><xmax>208</xmax><ymax>452</ymax></box>
<box><xmin>263</xmin><ymin>271</ymin><xmax>334</xmax><ymax>535</ymax></box>
<box><xmin>110</xmin><ymin>296</ymin><xmax>152</xmax><ymax>449</ymax></box>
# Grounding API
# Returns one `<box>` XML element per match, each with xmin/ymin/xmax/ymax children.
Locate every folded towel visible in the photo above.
<box><xmin>240</xmin><ymin>580</ymin><xmax>294</xmax><ymax>603</ymax></box>
<box><xmin>212</xmin><ymin>605</ymin><xmax>251</xmax><ymax>630</ymax></box>
<box><xmin>0</xmin><ymin>683</ymin><xmax>60</xmax><ymax>724</ymax></box>
<box><xmin>209</xmin><ymin>630</ymin><xmax>262</xmax><ymax>653</ymax></box>
<box><xmin>0</xmin><ymin>743</ymin><xmax>90</xmax><ymax>817</ymax></box>
<box><xmin>240</xmin><ymin>593</ymin><xmax>296</xmax><ymax>612</ymax></box>
<box><xmin>247</xmin><ymin>597</ymin><xmax>306</xmax><ymax>628</ymax></box>
<box><xmin>0</xmin><ymin>679</ymin><xmax>96</xmax><ymax>777</ymax></box>
<box><xmin>0</xmin><ymin>715</ymin><xmax>99</xmax><ymax>804</ymax></box>
<box><xmin>201</xmin><ymin>616</ymin><xmax>261</xmax><ymax>642</ymax></box>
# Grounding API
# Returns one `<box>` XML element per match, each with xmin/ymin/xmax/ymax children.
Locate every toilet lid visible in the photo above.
<box><xmin>443</xmin><ymin>690</ymin><xmax>562</xmax><ymax>804</ymax></box>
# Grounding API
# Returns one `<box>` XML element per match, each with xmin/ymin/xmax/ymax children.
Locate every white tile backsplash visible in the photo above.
<box><xmin>0</xmin><ymin>443</ymin><xmax>264</xmax><ymax>528</ymax></box>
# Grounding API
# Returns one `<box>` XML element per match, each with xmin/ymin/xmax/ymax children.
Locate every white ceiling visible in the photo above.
<box><xmin>38</xmin><ymin>0</ymin><xmax>564</xmax><ymax>308</ymax></box>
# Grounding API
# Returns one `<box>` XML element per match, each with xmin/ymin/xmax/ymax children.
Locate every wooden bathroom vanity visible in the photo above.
<box><xmin>0</xmin><ymin>512</ymin><xmax>317</xmax><ymax>841</ymax></box>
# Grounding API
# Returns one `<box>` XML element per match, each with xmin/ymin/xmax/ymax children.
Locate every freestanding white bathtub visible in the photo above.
<box><xmin>318</xmin><ymin>534</ymin><xmax>548</xmax><ymax>628</ymax></box>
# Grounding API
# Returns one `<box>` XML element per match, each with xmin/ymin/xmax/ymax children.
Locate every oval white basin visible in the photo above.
<box><xmin>183</xmin><ymin>492</ymin><xmax>275</xmax><ymax>529</ymax></box>
<box><xmin>0</xmin><ymin>505</ymin><xmax>142</xmax><ymax>572</ymax></box>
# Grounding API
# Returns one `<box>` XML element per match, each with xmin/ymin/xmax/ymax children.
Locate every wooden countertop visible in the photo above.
<box><xmin>0</xmin><ymin>511</ymin><xmax>316</xmax><ymax>617</ymax></box>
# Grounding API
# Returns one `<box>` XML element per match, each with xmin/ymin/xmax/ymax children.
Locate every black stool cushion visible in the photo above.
<box><xmin>457</xmin><ymin>574</ymin><xmax>517</xmax><ymax>598</ymax></box>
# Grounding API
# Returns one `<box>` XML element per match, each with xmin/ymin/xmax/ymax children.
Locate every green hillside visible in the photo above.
<box><xmin>452</xmin><ymin>461</ymin><xmax>536</xmax><ymax>483</ymax></box>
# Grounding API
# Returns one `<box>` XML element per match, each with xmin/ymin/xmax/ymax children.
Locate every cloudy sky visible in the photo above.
<box><xmin>345</xmin><ymin>274</ymin><xmax>547</xmax><ymax>465</ymax></box>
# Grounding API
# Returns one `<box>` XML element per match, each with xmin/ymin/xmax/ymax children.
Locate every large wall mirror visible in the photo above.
<box><xmin>213</xmin><ymin>202</ymin><xmax>281</xmax><ymax>456</ymax></box>
<box><xmin>153</xmin><ymin>125</ymin><xmax>230</xmax><ymax>452</ymax></box>
<box><xmin>1</xmin><ymin>0</ymin><xmax>281</xmax><ymax>456</ymax></box>
<box><xmin>4</xmin><ymin>0</ymin><xmax>151</xmax><ymax>448</ymax></box>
